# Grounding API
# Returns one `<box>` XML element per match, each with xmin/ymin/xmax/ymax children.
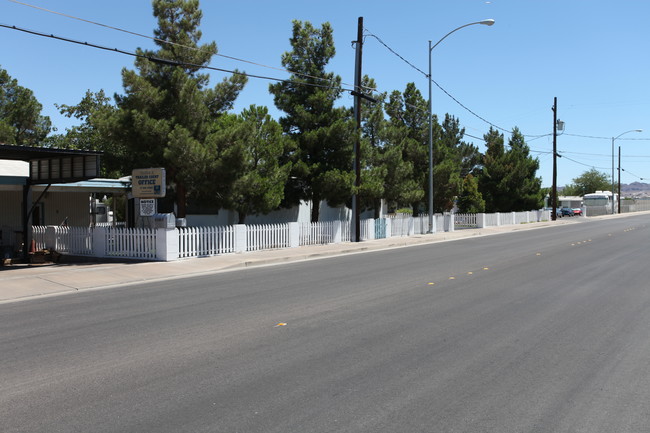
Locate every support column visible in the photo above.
<box><xmin>234</xmin><ymin>224</ymin><xmax>247</xmax><ymax>253</ymax></box>
<box><xmin>156</xmin><ymin>228</ymin><xmax>179</xmax><ymax>261</ymax></box>
<box><xmin>288</xmin><ymin>222</ymin><xmax>300</xmax><ymax>248</ymax></box>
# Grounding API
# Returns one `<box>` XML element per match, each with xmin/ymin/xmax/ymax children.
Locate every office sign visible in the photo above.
<box><xmin>132</xmin><ymin>168</ymin><xmax>166</xmax><ymax>198</ymax></box>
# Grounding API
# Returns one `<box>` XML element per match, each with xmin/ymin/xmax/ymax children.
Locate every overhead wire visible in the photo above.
<box><xmin>557</xmin><ymin>153</ymin><xmax>610</xmax><ymax>171</ymax></box>
<box><xmin>564</xmin><ymin>133</ymin><xmax>650</xmax><ymax>141</ymax></box>
<box><xmin>620</xmin><ymin>168</ymin><xmax>646</xmax><ymax>181</ymax></box>
<box><xmin>8</xmin><ymin>0</ymin><xmax>650</xmax><ymax>171</ymax></box>
<box><xmin>363</xmin><ymin>27</ymin><xmax>552</xmax><ymax>139</ymax></box>
<box><xmin>0</xmin><ymin>23</ymin><xmax>355</xmax><ymax>93</ymax></box>
<box><xmin>6</xmin><ymin>0</ymin><xmax>369</xmax><ymax>92</ymax></box>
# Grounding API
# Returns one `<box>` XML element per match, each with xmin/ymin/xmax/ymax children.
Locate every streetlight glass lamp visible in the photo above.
<box><xmin>427</xmin><ymin>19</ymin><xmax>495</xmax><ymax>233</ymax></box>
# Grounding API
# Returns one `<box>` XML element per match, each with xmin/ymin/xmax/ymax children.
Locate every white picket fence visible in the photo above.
<box><xmin>32</xmin><ymin>225</ymin><xmax>47</xmax><ymax>250</ymax></box>
<box><xmin>103</xmin><ymin>227</ymin><xmax>156</xmax><ymax>260</ymax></box>
<box><xmin>246</xmin><ymin>223</ymin><xmax>290</xmax><ymax>252</ymax></box>
<box><xmin>51</xmin><ymin>226</ymin><xmax>94</xmax><ymax>256</ymax></box>
<box><xmin>390</xmin><ymin>215</ymin><xmax>414</xmax><ymax>237</ymax></box>
<box><xmin>29</xmin><ymin>209</ymin><xmax>553</xmax><ymax>262</ymax></box>
<box><xmin>300</xmin><ymin>221</ymin><xmax>337</xmax><ymax>246</ymax></box>
<box><xmin>484</xmin><ymin>213</ymin><xmax>500</xmax><ymax>227</ymax></box>
<box><xmin>178</xmin><ymin>226</ymin><xmax>235</xmax><ymax>258</ymax></box>
<box><xmin>33</xmin><ymin>226</ymin><xmax>155</xmax><ymax>259</ymax></box>
<box><xmin>454</xmin><ymin>213</ymin><xmax>478</xmax><ymax>228</ymax></box>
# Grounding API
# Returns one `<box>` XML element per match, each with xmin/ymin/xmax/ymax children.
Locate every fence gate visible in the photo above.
<box><xmin>375</xmin><ymin>218</ymin><xmax>387</xmax><ymax>239</ymax></box>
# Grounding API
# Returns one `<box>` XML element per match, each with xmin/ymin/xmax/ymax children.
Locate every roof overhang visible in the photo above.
<box><xmin>0</xmin><ymin>144</ymin><xmax>102</xmax><ymax>184</ymax></box>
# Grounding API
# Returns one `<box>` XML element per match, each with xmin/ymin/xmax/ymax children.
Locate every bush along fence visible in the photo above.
<box><xmin>32</xmin><ymin>210</ymin><xmax>550</xmax><ymax>262</ymax></box>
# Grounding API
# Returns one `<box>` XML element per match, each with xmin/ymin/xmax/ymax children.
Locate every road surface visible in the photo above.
<box><xmin>2</xmin><ymin>215</ymin><xmax>649</xmax><ymax>432</ymax></box>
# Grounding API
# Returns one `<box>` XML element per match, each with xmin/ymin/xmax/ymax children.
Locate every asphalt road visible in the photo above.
<box><xmin>2</xmin><ymin>215</ymin><xmax>650</xmax><ymax>432</ymax></box>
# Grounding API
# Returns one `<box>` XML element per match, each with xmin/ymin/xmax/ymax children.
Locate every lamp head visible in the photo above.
<box><xmin>635</xmin><ymin>129</ymin><xmax>643</xmax><ymax>133</ymax></box>
<box><xmin>480</xmin><ymin>19</ymin><xmax>496</xmax><ymax>26</ymax></box>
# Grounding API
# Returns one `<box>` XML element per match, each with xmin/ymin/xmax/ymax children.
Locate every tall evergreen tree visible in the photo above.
<box><xmin>46</xmin><ymin>90</ymin><xmax>122</xmax><ymax>176</ymax></box>
<box><xmin>208</xmin><ymin>105</ymin><xmax>292</xmax><ymax>223</ymax></box>
<box><xmin>434</xmin><ymin>114</ymin><xmax>480</xmax><ymax>212</ymax></box>
<box><xmin>384</xmin><ymin>83</ymin><xmax>432</xmax><ymax>215</ymax></box>
<box><xmin>113</xmin><ymin>0</ymin><xmax>247</xmax><ymax>217</ymax></box>
<box><xmin>477</xmin><ymin>127</ymin><xmax>505</xmax><ymax>211</ymax></box>
<box><xmin>270</xmin><ymin>20</ymin><xmax>354</xmax><ymax>222</ymax></box>
<box><xmin>457</xmin><ymin>173</ymin><xmax>485</xmax><ymax>213</ymax></box>
<box><xmin>0</xmin><ymin>66</ymin><xmax>51</xmax><ymax>146</ymax></box>
<box><xmin>358</xmin><ymin>76</ymin><xmax>387</xmax><ymax>218</ymax></box>
<box><xmin>478</xmin><ymin>127</ymin><xmax>543</xmax><ymax>212</ymax></box>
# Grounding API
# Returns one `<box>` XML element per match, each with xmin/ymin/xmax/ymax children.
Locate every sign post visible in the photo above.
<box><xmin>131</xmin><ymin>168</ymin><xmax>166</xmax><ymax>226</ymax></box>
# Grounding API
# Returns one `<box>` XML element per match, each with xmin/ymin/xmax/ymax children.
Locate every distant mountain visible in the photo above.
<box><xmin>621</xmin><ymin>182</ymin><xmax>650</xmax><ymax>197</ymax></box>
<box><xmin>551</xmin><ymin>183</ymin><xmax>650</xmax><ymax>197</ymax></box>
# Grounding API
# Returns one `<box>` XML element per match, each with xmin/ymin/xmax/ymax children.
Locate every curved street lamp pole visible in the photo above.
<box><xmin>428</xmin><ymin>19</ymin><xmax>495</xmax><ymax>233</ymax></box>
<box><xmin>611</xmin><ymin>129</ymin><xmax>642</xmax><ymax>214</ymax></box>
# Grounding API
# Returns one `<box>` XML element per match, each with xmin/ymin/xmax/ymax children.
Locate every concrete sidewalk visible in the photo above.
<box><xmin>0</xmin><ymin>217</ymin><xmax>588</xmax><ymax>303</ymax></box>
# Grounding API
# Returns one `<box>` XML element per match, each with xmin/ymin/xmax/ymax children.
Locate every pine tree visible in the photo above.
<box><xmin>113</xmin><ymin>0</ymin><xmax>247</xmax><ymax>217</ymax></box>
<box><xmin>384</xmin><ymin>83</ymin><xmax>431</xmax><ymax>215</ymax></box>
<box><xmin>434</xmin><ymin>115</ymin><xmax>480</xmax><ymax>212</ymax></box>
<box><xmin>0</xmin><ymin>66</ymin><xmax>51</xmax><ymax>146</ymax></box>
<box><xmin>478</xmin><ymin>127</ymin><xmax>543</xmax><ymax>212</ymax></box>
<box><xmin>457</xmin><ymin>174</ymin><xmax>485</xmax><ymax>213</ymax></box>
<box><xmin>358</xmin><ymin>76</ymin><xmax>387</xmax><ymax>218</ymax></box>
<box><xmin>209</xmin><ymin>105</ymin><xmax>292</xmax><ymax>223</ymax></box>
<box><xmin>270</xmin><ymin>20</ymin><xmax>354</xmax><ymax>222</ymax></box>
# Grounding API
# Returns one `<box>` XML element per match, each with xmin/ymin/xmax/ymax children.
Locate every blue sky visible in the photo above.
<box><xmin>3</xmin><ymin>0</ymin><xmax>650</xmax><ymax>188</ymax></box>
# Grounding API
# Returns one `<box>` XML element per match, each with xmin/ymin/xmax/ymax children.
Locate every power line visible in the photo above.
<box><xmin>363</xmin><ymin>31</ymin><xmax>427</xmax><ymax>77</ymax></box>
<box><xmin>0</xmin><ymin>23</ymin><xmax>353</xmax><ymax>93</ymax></box>
<box><xmin>7</xmin><ymin>0</ymin><xmax>365</xmax><ymax>91</ymax></box>
<box><xmin>558</xmin><ymin>154</ymin><xmax>610</xmax><ymax>171</ymax></box>
<box><xmin>559</xmin><ymin>150</ymin><xmax>650</xmax><ymax>159</ymax></box>
<box><xmin>564</xmin><ymin>133</ymin><xmax>650</xmax><ymax>141</ymax></box>
<box><xmin>6</xmin><ymin>0</ymin><xmax>558</xmax><ymax>142</ymax></box>
<box><xmin>620</xmin><ymin>168</ymin><xmax>646</xmax><ymax>181</ymax></box>
<box><xmin>364</xmin><ymin>27</ymin><xmax>552</xmax><ymax>139</ymax></box>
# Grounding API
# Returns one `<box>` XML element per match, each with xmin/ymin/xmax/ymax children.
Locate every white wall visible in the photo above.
<box><xmin>186</xmin><ymin>200</ymin><xmax>384</xmax><ymax>227</ymax></box>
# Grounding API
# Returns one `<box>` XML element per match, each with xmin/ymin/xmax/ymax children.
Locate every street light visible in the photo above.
<box><xmin>611</xmin><ymin>129</ymin><xmax>642</xmax><ymax>214</ymax></box>
<box><xmin>427</xmin><ymin>19</ymin><xmax>495</xmax><ymax>233</ymax></box>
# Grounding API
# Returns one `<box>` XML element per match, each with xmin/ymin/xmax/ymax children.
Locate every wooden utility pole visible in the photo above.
<box><xmin>551</xmin><ymin>97</ymin><xmax>558</xmax><ymax>221</ymax></box>
<box><xmin>352</xmin><ymin>17</ymin><xmax>363</xmax><ymax>242</ymax></box>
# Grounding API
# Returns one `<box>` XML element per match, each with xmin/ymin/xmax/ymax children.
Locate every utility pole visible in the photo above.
<box><xmin>618</xmin><ymin>145</ymin><xmax>621</xmax><ymax>213</ymax></box>
<box><xmin>551</xmin><ymin>97</ymin><xmax>558</xmax><ymax>221</ymax></box>
<box><xmin>352</xmin><ymin>16</ymin><xmax>363</xmax><ymax>242</ymax></box>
